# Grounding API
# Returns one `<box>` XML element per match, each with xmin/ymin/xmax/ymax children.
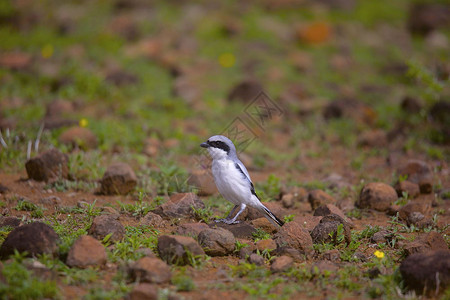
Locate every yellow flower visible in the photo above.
<box><xmin>79</xmin><ymin>118</ymin><xmax>88</xmax><ymax>128</ymax></box>
<box><xmin>374</xmin><ymin>250</ymin><xmax>385</xmax><ymax>259</ymax></box>
<box><xmin>41</xmin><ymin>44</ymin><xmax>54</xmax><ymax>59</ymax></box>
<box><xmin>218</xmin><ymin>53</ymin><xmax>236</xmax><ymax>68</ymax></box>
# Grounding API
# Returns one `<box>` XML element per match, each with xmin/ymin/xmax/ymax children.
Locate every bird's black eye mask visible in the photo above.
<box><xmin>207</xmin><ymin>140</ymin><xmax>230</xmax><ymax>153</ymax></box>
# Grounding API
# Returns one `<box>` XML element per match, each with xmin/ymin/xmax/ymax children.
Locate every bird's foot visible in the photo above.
<box><xmin>215</xmin><ymin>218</ymin><xmax>240</xmax><ymax>225</ymax></box>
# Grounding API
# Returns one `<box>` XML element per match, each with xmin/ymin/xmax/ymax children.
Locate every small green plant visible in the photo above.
<box><xmin>252</xmin><ymin>228</ymin><xmax>271</xmax><ymax>242</ymax></box>
<box><xmin>283</xmin><ymin>214</ymin><xmax>294</xmax><ymax>223</ymax></box>
<box><xmin>0</xmin><ymin>252</ymin><xmax>59</xmax><ymax>299</ymax></box>
<box><xmin>110</xmin><ymin>225</ymin><xmax>159</xmax><ymax>262</ymax></box>
<box><xmin>172</xmin><ymin>270</ymin><xmax>196</xmax><ymax>292</ymax></box>
<box><xmin>191</xmin><ymin>205</ymin><xmax>213</xmax><ymax>223</ymax></box>
<box><xmin>235</xmin><ymin>240</ymin><xmax>249</xmax><ymax>253</ymax></box>
<box><xmin>256</xmin><ymin>174</ymin><xmax>281</xmax><ymax>201</ymax></box>
<box><xmin>14</xmin><ymin>199</ymin><xmax>45</xmax><ymax>218</ymax></box>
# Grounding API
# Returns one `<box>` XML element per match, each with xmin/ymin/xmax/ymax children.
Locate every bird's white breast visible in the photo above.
<box><xmin>212</xmin><ymin>158</ymin><xmax>254</xmax><ymax>206</ymax></box>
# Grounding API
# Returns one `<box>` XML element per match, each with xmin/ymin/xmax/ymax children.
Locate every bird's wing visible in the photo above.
<box><xmin>234</xmin><ymin>161</ymin><xmax>259</xmax><ymax>198</ymax></box>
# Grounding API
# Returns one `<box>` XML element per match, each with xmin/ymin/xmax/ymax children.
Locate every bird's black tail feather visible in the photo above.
<box><xmin>261</xmin><ymin>205</ymin><xmax>284</xmax><ymax>227</ymax></box>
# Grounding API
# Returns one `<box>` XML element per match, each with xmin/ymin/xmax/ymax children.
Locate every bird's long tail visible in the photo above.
<box><xmin>260</xmin><ymin>205</ymin><xmax>284</xmax><ymax>227</ymax></box>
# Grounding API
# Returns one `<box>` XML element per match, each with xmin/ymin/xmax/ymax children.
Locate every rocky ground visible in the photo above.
<box><xmin>0</xmin><ymin>0</ymin><xmax>449</xmax><ymax>299</ymax></box>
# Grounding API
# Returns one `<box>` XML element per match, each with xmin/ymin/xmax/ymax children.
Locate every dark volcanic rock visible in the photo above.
<box><xmin>198</xmin><ymin>227</ymin><xmax>235</xmax><ymax>256</ymax></box>
<box><xmin>152</xmin><ymin>193</ymin><xmax>205</xmax><ymax>219</ymax></box>
<box><xmin>0</xmin><ymin>222</ymin><xmax>59</xmax><ymax>259</ymax></box>
<box><xmin>157</xmin><ymin>235</ymin><xmax>204</xmax><ymax>265</ymax></box>
<box><xmin>313</xmin><ymin>204</ymin><xmax>353</xmax><ymax>227</ymax></box>
<box><xmin>357</xmin><ymin>182</ymin><xmax>397</xmax><ymax>211</ymax></box>
<box><xmin>400</xmin><ymin>250</ymin><xmax>450</xmax><ymax>296</ymax></box>
<box><xmin>128</xmin><ymin>257</ymin><xmax>171</xmax><ymax>284</ymax></box>
<box><xmin>88</xmin><ymin>215</ymin><xmax>125</xmax><ymax>242</ymax></box>
<box><xmin>66</xmin><ymin>235</ymin><xmax>107</xmax><ymax>268</ymax></box>
<box><xmin>211</xmin><ymin>222</ymin><xmax>257</xmax><ymax>239</ymax></box>
<box><xmin>100</xmin><ymin>163</ymin><xmax>137</xmax><ymax>195</ymax></box>
<box><xmin>25</xmin><ymin>149</ymin><xmax>69</xmax><ymax>182</ymax></box>
<box><xmin>310</xmin><ymin>214</ymin><xmax>351</xmax><ymax>245</ymax></box>
<box><xmin>0</xmin><ymin>216</ymin><xmax>21</xmax><ymax>228</ymax></box>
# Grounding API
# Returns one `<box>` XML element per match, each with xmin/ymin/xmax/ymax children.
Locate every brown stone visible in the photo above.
<box><xmin>0</xmin><ymin>222</ymin><xmax>59</xmax><ymax>259</ymax></box>
<box><xmin>198</xmin><ymin>227</ymin><xmax>235</xmax><ymax>256</ymax></box>
<box><xmin>270</xmin><ymin>255</ymin><xmax>293</xmax><ymax>273</ymax></box>
<box><xmin>308</xmin><ymin>190</ymin><xmax>336</xmax><ymax>210</ymax></box>
<box><xmin>251</xmin><ymin>218</ymin><xmax>278</xmax><ymax>234</ymax></box>
<box><xmin>100</xmin><ymin>163</ymin><xmax>137</xmax><ymax>195</ymax></box>
<box><xmin>394</xmin><ymin>180</ymin><xmax>420</xmax><ymax>198</ymax></box>
<box><xmin>404</xmin><ymin>231</ymin><xmax>448</xmax><ymax>257</ymax></box>
<box><xmin>59</xmin><ymin>126</ymin><xmax>98</xmax><ymax>150</ymax></box>
<box><xmin>157</xmin><ymin>235</ymin><xmax>204</xmax><ymax>265</ymax></box>
<box><xmin>66</xmin><ymin>235</ymin><xmax>107</xmax><ymax>268</ymax></box>
<box><xmin>152</xmin><ymin>193</ymin><xmax>205</xmax><ymax>219</ymax></box>
<box><xmin>175</xmin><ymin>223</ymin><xmax>209</xmax><ymax>238</ymax></box>
<box><xmin>129</xmin><ymin>283</ymin><xmax>158</xmax><ymax>300</ymax></box>
<box><xmin>187</xmin><ymin>170</ymin><xmax>217</xmax><ymax>196</ymax></box>
<box><xmin>273</xmin><ymin>222</ymin><xmax>313</xmax><ymax>258</ymax></box>
<box><xmin>398</xmin><ymin>202</ymin><xmax>430</xmax><ymax>225</ymax></box>
<box><xmin>255</xmin><ymin>239</ymin><xmax>276</xmax><ymax>252</ymax></box>
<box><xmin>25</xmin><ymin>149</ymin><xmax>69</xmax><ymax>182</ymax></box>
<box><xmin>88</xmin><ymin>215</ymin><xmax>125</xmax><ymax>242</ymax></box>
<box><xmin>357</xmin><ymin>182</ymin><xmax>397</xmax><ymax>211</ymax></box>
<box><xmin>128</xmin><ymin>257</ymin><xmax>171</xmax><ymax>284</ymax></box>
<box><xmin>313</xmin><ymin>204</ymin><xmax>353</xmax><ymax>227</ymax></box>
<box><xmin>140</xmin><ymin>212</ymin><xmax>166</xmax><ymax>228</ymax></box>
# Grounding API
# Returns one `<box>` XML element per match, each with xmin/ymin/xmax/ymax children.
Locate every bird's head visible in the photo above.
<box><xmin>200</xmin><ymin>135</ymin><xmax>236</xmax><ymax>160</ymax></box>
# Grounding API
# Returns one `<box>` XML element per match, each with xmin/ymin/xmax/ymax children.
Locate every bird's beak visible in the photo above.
<box><xmin>200</xmin><ymin>142</ymin><xmax>209</xmax><ymax>148</ymax></box>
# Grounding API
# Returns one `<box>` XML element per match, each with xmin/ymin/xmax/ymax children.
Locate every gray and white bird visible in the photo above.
<box><xmin>200</xmin><ymin>135</ymin><xmax>284</xmax><ymax>227</ymax></box>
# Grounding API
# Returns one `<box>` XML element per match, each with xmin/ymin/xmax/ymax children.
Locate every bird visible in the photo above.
<box><xmin>200</xmin><ymin>135</ymin><xmax>284</xmax><ymax>227</ymax></box>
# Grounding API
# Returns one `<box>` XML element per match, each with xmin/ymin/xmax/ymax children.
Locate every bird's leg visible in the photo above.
<box><xmin>215</xmin><ymin>205</ymin><xmax>239</xmax><ymax>223</ymax></box>
<box><xmin>222</xmin><ymin>203</ymin><xmax>246</xmax><ymax>225</ymax></box>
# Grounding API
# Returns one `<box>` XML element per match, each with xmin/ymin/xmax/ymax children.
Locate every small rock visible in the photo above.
<box><xmin>100</xmin><ymin>163</ymin><xmax>137</xmax><ymax>195</ymax></box>
<box><xmin>313</xmin><ymin>204</ymin><xmax>353</xmax><ymax>228</ymax></box>
<box><xmin>367</xmin><ymin>267</ymin><xmax>381</xmax><ymax>279</ymax></box>
<box><xmin>251</xmin><ymin>218</ymin><xmax>277</xmax><ymax>234</ymax></box>
<box><xmin>397</xmin><ymin>160</ymin><xmax>432</xmax><ymax>185</ymax></box>
<box><xmin>0</xmin><ymin>222</ymin><xmax>59</xmax><ymax>259</ymax></box>
<box><xmin>255</xmin><ymin>239</ymin><xmax>276</xmax><ymax>252</ymax></box>
<box><xmin>311</xmin><ymin>260</ymin><xmax>339</xmax><ymax>274</ymax></box>
<box><xmin>157</xmin><ymin>235</ymin><xmax>204</xmax><ymax>265</ymax></box>
<box><xmin>0</xmin><ymin>184</ymin><xmax>9</xmax><ymax>194</ymax></box>
<box><xmin>175</xmin><ymin>223</ymin><xmax>209</xmax><ymax>238</ymax></box>
<box><xmin>429</xmin><ymin>100</ymin><xmax>450</xmax><ymax>126</ymax></box>
<box><xmin>198</xmin><ymin>227</ymin><xmax>235</xmax><ymax>256</ymax></box>
<box><xmin>352</xmin><ymin>251</ymin><xmax>367</xmax><ymax>262</ymax></box>
<box><xmin>407</xmin><ymin>3</ymin><xmax>450</xmax><ymax>35</ymax></box>
<box><xmin>128</xmin><ymin>257</ymin><xmax>171</xmax><ymax>284</ymax></box>
<box><xmin>136</xmin><ymin>248</ymin><xmax>156</xmax><ymax>258</ymax></box>
<box><xmin>59</xmin><ymin>126</ymin><xmax>98</xmax><ymax>150</ymax></box>
<box><xmin>25</xmin><ymin>149</ymin><xmax>69</xmax><ymax>182</ymax></box>
<box><xmin>45</xmin><ymin>99</ymin><xmax>75</xmax><ymax>118</ymax></box>
<box><xmin>292</xmin><ymin>215</ymin><xmax>323</xmax><ymax>233</ymax></box>
<box><xmin>310</xmin><ymin>214</ymin><xmax>351</xmax><ymax>245</ymax></box>
<box><xmin>0</xmin><ymin>52</ymin><xmax>32</xmax><ymax>70</ymax></box>
<box><xmin>105</xmin><ymin>70</ymin><xmax>138</xmax><ymax>86</ymax></box>
<box><xmin>400</xmin><ymin>250</ymin><xmax>450</xmax><ymax>296</ymax></box>
<box><xmin>211</xmin><ymin>222</ymin><xmax>257</xmax><ymax>239</ymax></box>
<box><xmin>308</xmin><ymin>190</ymin><xmax>336</xmax><ymax>210</ymax></box>
<box><xmin>270</xmin><ymin>255</ymin><xmax>293</xmax><ymax>273</ymax></box>
<box><xmin>143</xmin><ymin>137</ymin><xmax>160</xmax><ymax>157</ymax></box>
<box><xmin>239</xmin><ymin>247</ymin><xmax>253</xmax><ymax>260</ymax></box>
<box><xmin>321</xmin><ymin>249</ymin><xmax>340</xmax><ymax>262</ymax></box>
<box><xmin>248</xmin><ymin>253</ymin><xmax>264</xmax><ymax>266</ymax></box>
<box><xmin>322</xmin><ymin>173</ymin><xmax>351</xmax><ymax>190</ymax></box>
<box><xmin>419</xmin><ymin>179</ymin><xmax>433</xmax><ymax>194</ymax></box>
<box><xmin>371</xmin><ymin>231</ymin><xmax>390</xmax><ymax>244</ymax></box>
<box><xmin>323</xmin><ymin>98</ymin><xmax>376</xmax><ymax>125</ymax></box>
<box><xmin>273</xmin><ymin>221</ymin><xmax>313</xmax><ymax>258</ymax></box>
<box><xmin>227</xmin><ymin>79</ymin><xmax>263</xmax><ymax>103</ymax></box>
<box><xmin>357</xmin><ymin>182</ymin><xmax>397</xmax><ymax>211</ymax></box>
<box><xmin>140</xmin><ymin>212</ymin><xmax>166</xmax><ymax>228</ymax></box>
<box><xmin>39</xmin><ymin>196</ymin><xmax>62</xmax><ymax>206</ymax></box>
<box><xmin>394</xmin><ymin>180</ymin><xmax>420</xmax><ymax>198</ymax></box>
<box><xmin>404</xmin><ymin>231</ymin><xmax>448</xmax><ymax>257</ymax></box>
<box><xmin>0</xmin><ymin>216</ymin><xmax>21</xmax><ymax>228</ymax></box>
<box><xmin>187</xmin><ymin>170</ymin><xmax>217</xmax><ymax>196</ymax></box>
<box><xmin>66</xmin><ymin>235</ymin><xmax>107</xmax><ymax>268</ymax></box>
<box><xmin>152</xmin><ymin>193</ymin><xmax>205</xmax><ymax>219</ymax></box>
<box><xmin>129</xmin><ymin>283</ymin><xmax>158</xmax><ymax>300</ymax></box>
<box><xmin>88</xmin><ymin>215</ymin><xmax>125</xmax><ymax>242</ymax></box>
<box><xmin>401</xmin><ymin>96</ymin><xmax>422</xmax><ymax>114</ymax></box>
<box><xmin>399</xmin><ymin>202</ymin><xmax>430</xmax><ymax>225</ymax></box>
<box><xmin>358</xmin><ymin>129</ymin><xmax>387</xmax><ymax>147</ymax></box>
<box><xmin>281</xmin><ymin>194</ymin><xmax>294</xmax><ymax>208</ymax></box>
<box><xmin>272</xmin><ymin>247</ymin><xmax>305</xmax><ymax>263</ymax></box>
